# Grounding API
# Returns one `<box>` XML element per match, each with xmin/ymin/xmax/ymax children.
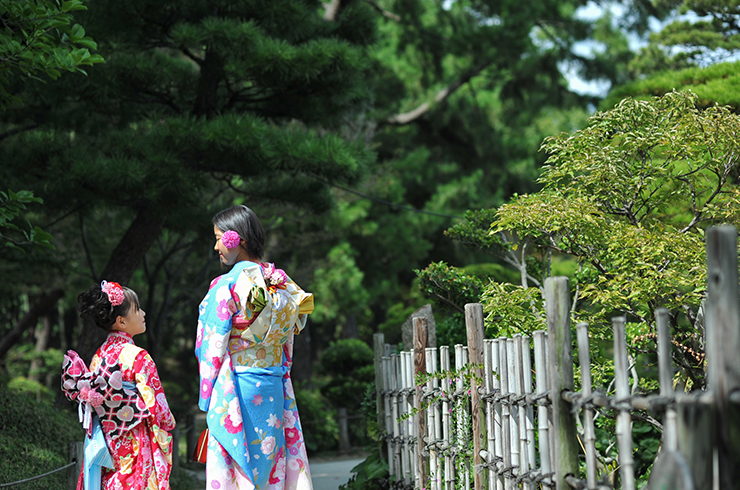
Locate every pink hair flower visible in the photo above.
<box><xmin>221</xmin><ymin>230</ymin><xmax>241</xmax><ymax>249</ymax></box>
<box><xmin>101</xmin><ymin>280</ymin><xmax>125</xmax><ymax>306</ymax></box>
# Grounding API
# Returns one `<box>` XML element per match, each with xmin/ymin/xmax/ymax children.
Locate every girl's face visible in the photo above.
<box><xmin>115</xmin><ymin>305</ymin><xmax>146</xmax><ymax>337</ymax></box>
<box><xmin>214</xmin><ymin>225</ymin><xmax>247</xmax><ymax>266</ymax></box>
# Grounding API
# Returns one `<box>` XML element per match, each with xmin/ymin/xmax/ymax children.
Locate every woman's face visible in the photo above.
<box><xmin>214</xmin><ymin>225</ymin><xmax>245</xmax><ymax>266</ymax></box>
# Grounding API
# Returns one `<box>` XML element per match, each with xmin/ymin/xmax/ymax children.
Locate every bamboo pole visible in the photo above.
<box><xmin>392</xmin><ymin>353</ymin><xmax>402</xmax><ymax>482</ymax></box>
<box><xmin>520</xmin><ymin>335</ymin><xmax>536</xmax><ymax>475</ymax></box>
<box><xmin>483</xmin><ymin>339</ymin><xmax>497</xmax><ymax>490</ymax></box>
<box><xmin>441</xmin><ymin>346</ymin><xmax>453</xmax><ymax>490</ymax></box>
<box><xmin>374</xmin><ymin>333</ymin><xmax>386</xmax><ymax>427</ymax></box>
<box><xmin>613</xmin><ymin>316</ymin><xmax>635</xmax><ymax>490</ymax></box>
<box><xmin>414</xmin><ymin>318</ymin><xmax>429</xmax><ymax>489</ymax></box>
<box><xmin>513</xmin><ymin>335</ymin><xmax>529</xmax><ymax>490</ymax></box>
<box><xmin>706</xmin><ymin>225</ymin><xmax>740</xmax><ymax>490</ymax></box>
<box><xmin>533</xmin><ymin>331</ymin><xmax>552</xmax><ymax>485</ymax></box>
<box><xmin>506</xmin><ymin>338</ymin><xmax>520</xmax><ymax>481</ymax></box>
<box><xmin>576</xmin><ymin>322</ymin><xmax>597</xmax><ymax>489</ymax></box>
<box><xmin>492</xmin><ymin>340</ymin><xmax>504</xmax><ymax>490</ymax></box>
<box><xmin>404</xmin><ymin>351</ymin><xmax>414</xmax><ymax>485</ymax></box>
<box><xmin>427</xmin><ymin>347</ymin><xmax>441</xmax><ymax>490</ymax></box>
<box><xmin>383</xmin><ymin>355</ymin><xmax>395</xmax><ymax>477</ymax></box>
<box><xmin>655</xmin><ymin>309</ymin><xmax>677</xmax><ymax>452</ymax></box>
<box><xmin>455</xmin><ymin>344</ymin><xmax>471</xmax><ymax>490</ymax></box>
<box><xmin>498</xmin><ymin>338</ymin><xmax>513</xmax><ymax>490</ymax></box>
<box><xmin>544</xmin><ymin>277</ymin><xmax>579</xmax><ymax>490</ymax></box>
<box><xmin>465</xmin><ymin>303</ymin><xmax>486</xmax><ymax>490</ymax></box>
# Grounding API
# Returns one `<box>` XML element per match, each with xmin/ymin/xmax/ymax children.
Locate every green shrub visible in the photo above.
<box><xmin>294</xmin><ymin>384</ymin><xmax>339</xmax><ymax>454</ymax></box>
<box><xmin>318</xmin><ymin>339</ymin><xmax>375</xmax><ymax>410</ymax></box>
<box><xmin>0</xmin><ymin>387</ymin><xmax>84</xmax><ymax>489</ymax></box>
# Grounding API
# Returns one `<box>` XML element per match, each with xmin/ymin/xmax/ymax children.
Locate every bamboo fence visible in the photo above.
<box><xmin>374</xmin><ymin>225</ymin><xmax>740</xmax><ymax>490</ymax></box>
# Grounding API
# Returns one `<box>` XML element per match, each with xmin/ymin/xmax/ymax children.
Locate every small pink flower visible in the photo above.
<box><xmin>252</xmin><ymin>394</ymin><xmax>263</xmax><ymax>406</ymax></box>
<box><xmin>201</xmin><ymin>379</ymin><xmax>213</xmax><ymax>399</ymax></box>
<box><xmin>285</xmin><ymin>427</ymin><xmax>300</xmax><ymax>446</ymax></box>
<box><xmin>224</xmin><ymin>414</ymin><xmax>243</xmax><ymax>433</ymax></box>
<box><xmin>217</xmin><ymin>300</ymin><xmax>231</xmax><ymax>321</ymax></box>
<box><xmin>221</xmin><ymin>230</ymin><xmax>241</xmax><ymax>249</ymax></box>
<box><xmin>261</xmin><ymin>436</ymin><xmax>276</xmax><ymax>455</ymax></box>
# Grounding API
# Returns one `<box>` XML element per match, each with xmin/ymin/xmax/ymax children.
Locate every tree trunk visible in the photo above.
<box><xmin>28</xmin><ymin>313</ymin><xmax>52</xmax><ymax>382</ymax></box>
<box><xmin>0</xmin><ymin>289</ymin><xmax>64</xmax><ymax>360</ymax></box>
<box><xmin>75</xmin><ymin>205</ymin><xmax>167</xmax><ymax>362</ymax></box>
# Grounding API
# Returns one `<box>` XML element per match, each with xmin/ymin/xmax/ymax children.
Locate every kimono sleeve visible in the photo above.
<box><xmin>195</xmin><ymin>274</ymin><xmax>238</xmax><ymax>412</ymax></box>
<box><xmin>134</xmin><ymin>351</ymin><xmax>176</xmax><ymax>432</ymax></box>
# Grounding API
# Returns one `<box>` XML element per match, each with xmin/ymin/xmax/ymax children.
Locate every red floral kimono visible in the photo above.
<box><xmin>62</xmin><ymin>332</ymin><xmax>176</xmax><ymax>490</ymax></box>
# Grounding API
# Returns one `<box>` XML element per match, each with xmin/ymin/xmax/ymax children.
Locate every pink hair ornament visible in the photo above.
<box><xmin>101</xmin><ymin>280</ymin><xmax>125</xmax><ymax>306</ymax></box>
<box><xmin>221</xmin><ymin>230</ymin><xmax>241</xmax><ymax>249</ymax></box>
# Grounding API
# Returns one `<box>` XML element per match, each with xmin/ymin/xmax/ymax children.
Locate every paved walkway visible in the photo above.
<box><xmin>191</xmin><ymin>454</ymin><xmax>367</xmax><ymax>490</ymax></box>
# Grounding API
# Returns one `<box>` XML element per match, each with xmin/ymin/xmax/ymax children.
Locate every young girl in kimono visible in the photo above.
<box><xmin>196</xmin><ymin>205</ymin><xmax>314</xmax><ymax>490</ymax></box>
<box><xmin>62</xmin><ymin>282</ymin><xmax>177</xmax><ymax>490</ymax></box>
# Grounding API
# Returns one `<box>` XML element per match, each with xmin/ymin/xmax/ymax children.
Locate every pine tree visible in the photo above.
<box><xmin>0</xmin><ymin>0</ymin><xmax>377</xmax><ymax>360</ymax></box>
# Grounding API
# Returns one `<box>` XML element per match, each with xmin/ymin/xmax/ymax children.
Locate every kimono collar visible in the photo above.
<box><xmin>108</xmin><ymin>331</ymin><xmax>134</xmax><ymax>343</ymax></box>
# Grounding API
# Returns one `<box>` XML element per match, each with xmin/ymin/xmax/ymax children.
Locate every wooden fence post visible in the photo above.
<box><xmin>465</xmin><ymin>303</ymin><xmax>485</xmax><ymax>490</ymax></box>
<box><xmin>706</xmin><ymin>225</ymin><xmax>740</xmax><ymax>490</ymax></box>
<box><xmin>68</xmin><ymin>441</ymin><xmax>83</xmax><ymax>490</ymax></box>
<box><xmin>414</xmin><ymin>317</ymin><xmax>428</xmax><ymax>490</ymax></box>
<box><xmin>544</xmin><ymin>277</ymin><xmax>578</xmax><ymax>490</ymax></box>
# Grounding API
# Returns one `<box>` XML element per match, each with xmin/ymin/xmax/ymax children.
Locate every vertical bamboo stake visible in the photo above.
<box><xmin>498</xmin><ymin>338</ymin><xmax>513</xmax><ymax>490</ymax></box>
<box><xmin>576</xmin><ymin>322</ymin><xmax>597</xmax><ymax>489</ymax></box>
<box><xmin>374</xmin><ymin>333</ymin><xmax>386</xmax><ymax>427</ymax></box>
<box><xmin>613</xmin><ymin>316</ymin><xmax>635</xmax><ymax>490</ymax></box>
<box><xmin>706</xmin><ymin>225</ymin><xmax>740</xmax><ymax>490</ymax></box>
<box><xmin>655</xmin><ymin>308</ymin><xmax>677</xmax><ymax>452</ymax></box>
<box><xmin>383</xmin><ymin>355</ymin><xmax>395</xmax><ymax>477</ymax></box>
<box><xmin>441</xmin><ymin>346</ymin><xmax>453</xmax><ymax>490</ymax></box>
<box><xmin>427</xmin><ymin>347</ymin><xmax>441</xmax><ymax>490</ymax></box>
<box><xmin>414</xmin><ymin>318</ymin><xmax>429</xmax><ymax>489</ymax></box>
<box><xmin>545</xmin><ymin>277</ymin><xmax>578</xmax><ymax>490</ymax></box>
<box><xmin>484</xmin><ymin>339</ymin><xmax>496</xmax><ymax>490</ymax></box>
<box><xmin>506</xmin><ymin>338</ymin><xmax>520</xmax><ymax>475</ymax></box>
<box><xmin>514</xmin><ymin>335</ymin><xmax>530</xmax><ymax>490</ymax></box>
<box><xmin>392</xmin><ymin>353</ymin><xmax>403</xmax><ymax>483</ymax></box>
<box><xmin>466</xmin><ymin>303</ymin><xmax>486</xmax><ymax>490</ymax></box>
<box><xmin>455</xmin><ymin>345</ymin><xmax>467</xmax><ymax>490</ymax></box>
<box><xmin>492</xmin><ymin>340</ymin><xmax>505</xmax><ymax>490</ymax></box>
<box><xmin>521</xmin><ymin>335</ymin><xmax>536</xmax><ymax>473</ymax></box>
<box><xmin>533</xmin><ymin>331</ymin><xmax>552</xmax><ymax>484</ymax></box>
<box><xmin>405</xmin><ymin>351</ymin><xmax>415</xmax><ymax>486</ymax></box>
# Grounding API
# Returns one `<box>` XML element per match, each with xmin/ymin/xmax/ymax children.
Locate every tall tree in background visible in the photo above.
<box><xmin>0</xmin><ymin>0</ymin><xmax>377</xmax><ymax>361</ymax></box>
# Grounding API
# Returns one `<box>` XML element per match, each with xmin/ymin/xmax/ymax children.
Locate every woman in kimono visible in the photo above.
<box><xmin>195</xmin><ymin>205</ymin><xmax>314</xmax><ymax>490</ymax></box>
<box><xmin>62</xmin><ymin>281</ymin><xmax>176</xmax><ymax>490</ymax></box>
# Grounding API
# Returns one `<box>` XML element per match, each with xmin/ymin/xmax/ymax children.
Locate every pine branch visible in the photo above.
<box><xmin>385</xmin><ymin>59</ymin><xmax>494</xmax><ymax>125</ymax></box>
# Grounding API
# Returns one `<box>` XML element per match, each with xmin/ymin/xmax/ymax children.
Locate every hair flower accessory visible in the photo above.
<box><xmin>221</xmin><ymin>230</ymin><xmax>241</xmax><ymax>249</ymax></box>
<box><xmin>101</xmin><ymin>280</ymin><xmax>125</xmax><ymax>306</ymax></box>
<box><xmin>262</xmin><ymin>263</ymin><xmax>288</xmax><ymax>291</ymax></box>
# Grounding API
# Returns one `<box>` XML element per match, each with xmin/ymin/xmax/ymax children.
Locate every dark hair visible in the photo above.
<box><xmin>77</xmin><ymin>284</ymin><xmax>140</xmax><ymax>332</ymax></box>
<box><xmin>212</xmin><ymin>205</ymin><xmax>266</xmax><ymax>260</ymax></box>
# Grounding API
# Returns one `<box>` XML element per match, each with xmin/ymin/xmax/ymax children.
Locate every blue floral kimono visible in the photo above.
<box><xmin>196</xmin><ymin>260</ymin><xmax>314</xmax><ymax>490</ymax></box>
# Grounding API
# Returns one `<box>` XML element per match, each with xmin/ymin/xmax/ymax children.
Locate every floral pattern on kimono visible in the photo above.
<box><xmin>63</xmin><ymin>332</ymin><xmax>176</xmax><ymax>490</ymax></box>
<box><xmin>196</xmin><ymin>261</ymin><xmax>313</xmax><ymax>490</ymax></box>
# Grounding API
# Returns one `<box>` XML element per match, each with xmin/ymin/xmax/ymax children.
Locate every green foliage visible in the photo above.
<box><xmin>294</xmin><ymin>384</ymin><xmax>339</xmax><ymax>454</ymax></box>
<box><xmin>415</xmin><ymin>262</ymin><xmax>484</xmax><ymax>314</ymax></box>
<box><xmin>0</xmin><ymin>189</ymin><xmax>53</xmax><ymax>251</ymax></box>
<box><xmin>602</xmin><ymin>61</ymin><xmax>740</xmax><ymax>112</ymax></box>
<box><xmin>0</xmin><ymin>387</ymin><xmax>84</xmax><ymax>489</ymax></box>
<box><xmin>318</xmin><ymin>339</ymin><xmax>375</xmax><ymax>410</ymax></box>
<box><xmin>338</xmin><ymin>450</ymin><xmax>390</xmax><ymax>490</ymax></box>
<box><xmin>0</xmin><ymin>0</ymin><xmax>103</xmax><ymax>107</ymax></box>
<box><xmin>480</xmin><ymin>282</ymin><xmax>545</xmax><ymax>338</ymax></box>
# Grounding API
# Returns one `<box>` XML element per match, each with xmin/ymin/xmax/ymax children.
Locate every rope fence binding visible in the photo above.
<box><xmin>0</xmin><ymin>460</ymin><xmax>77</xmax><ymax>488</ymax></box>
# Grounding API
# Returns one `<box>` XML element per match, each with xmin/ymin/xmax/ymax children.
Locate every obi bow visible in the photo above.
<box><xmin>61</xmin><ymin>350</ymin><xmax>150</xmax><ymax>440</ymax></box>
